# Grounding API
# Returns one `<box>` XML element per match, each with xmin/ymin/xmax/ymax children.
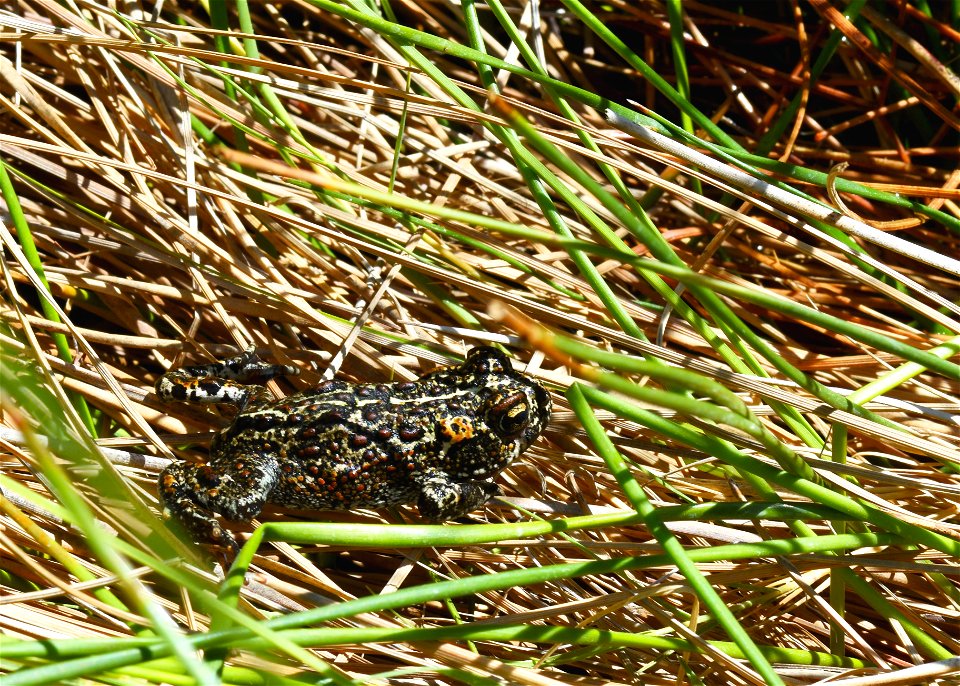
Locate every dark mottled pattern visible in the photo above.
<box><xmin>155</xmin><ymin>346</ymin><xmax>551</xmax><ymax>550</ymax></box>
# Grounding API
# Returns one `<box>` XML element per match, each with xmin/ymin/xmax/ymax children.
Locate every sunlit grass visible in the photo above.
<box><xmin>2</xmin><ymin>2</ymin><xmax>958</xmax><ymax>685</ymax></box>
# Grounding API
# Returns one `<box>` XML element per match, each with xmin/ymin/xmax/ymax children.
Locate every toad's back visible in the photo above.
<box><xmin>216</xmin><ymin>377</ymin><xmax>518</xmax><ymax>510</ymax></box>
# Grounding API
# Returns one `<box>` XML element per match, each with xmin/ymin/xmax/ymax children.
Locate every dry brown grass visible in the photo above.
<box><xmin>2</xmin><ymin>1</ymin><xmax>958</xmax><ymax>685</ymax></box>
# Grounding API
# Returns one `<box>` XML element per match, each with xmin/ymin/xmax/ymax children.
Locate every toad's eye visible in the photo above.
<box><xmin>486</xmin><ymin>391</ymin><xmax>531</xmax><ymax>439</ymax></box>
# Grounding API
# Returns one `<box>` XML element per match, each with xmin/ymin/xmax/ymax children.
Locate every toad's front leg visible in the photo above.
<box><xmin>416</xmin><ymin>467</ymin><xmax>500</xmax><ymax>520</ymax></box>
<box><xmin>158</xmin><ymin>454</ymin><xmax>280</xmax><ymax>551</ymax></box>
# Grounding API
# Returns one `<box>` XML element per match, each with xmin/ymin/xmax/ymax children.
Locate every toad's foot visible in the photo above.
<box><xmin>416</xmin><ymin>468</ymin><xmax>500</xmax><ymax>520</ymax></box>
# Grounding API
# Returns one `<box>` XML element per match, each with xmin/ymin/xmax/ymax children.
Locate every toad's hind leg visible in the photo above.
<box><xmin>155</xmin><ymin>346</ymin><xmax>299</xmax><ymax>409</ymax></box>
<box><xmin>158</xmin><ymin>454</ymin><xmax>280</xmax><ymax>550</ymax></box>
